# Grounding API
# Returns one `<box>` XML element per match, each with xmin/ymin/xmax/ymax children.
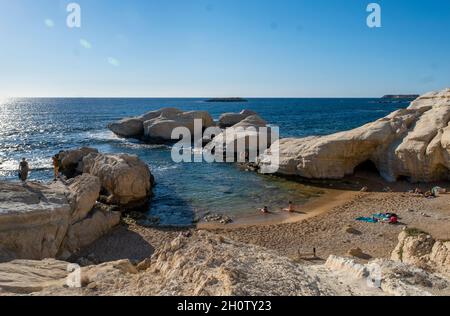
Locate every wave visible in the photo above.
<box><xmin>85</xmin><ymin>129</ymin><xmax>122</xmax><ymax>141</ymax></box>
<box><xmin>153</xmin><ymin>164</ymin><xmax>181</xmax><ymax>172</ymax></box>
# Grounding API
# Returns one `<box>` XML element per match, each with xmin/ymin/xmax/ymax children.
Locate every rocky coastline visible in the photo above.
<box><xmin>1</xmin><ymin>88</ymin><xmax>449</xmax><ymax>296</ymax></box>
<box><xmin>258</xmin><ymin>88</ymin><xmax>450</xmax><ymax>183</ymax></box>
<box><xmin>0</xmin><ymin>149</ymin><xmax>153</xmax><ymax>262</ymax></box>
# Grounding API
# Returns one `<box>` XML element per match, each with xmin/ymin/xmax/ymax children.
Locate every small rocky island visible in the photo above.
<box><xmin>204</xmin><ymin>97</ymin><xmax>248</xmax><ymax>103</ymax></box>
<box><xmin>381</xmin><ymin>94</ymin><xmax>420</xmax><ymax>99</ymax></box>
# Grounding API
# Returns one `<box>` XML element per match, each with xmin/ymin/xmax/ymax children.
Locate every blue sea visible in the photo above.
<box><xmin>0</xmin><ymin>98</ymin><xmax>409</xmax><ymax>225</ymax></box>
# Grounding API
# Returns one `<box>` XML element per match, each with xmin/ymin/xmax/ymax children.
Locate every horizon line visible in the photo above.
<box><xmin>2</xmin><ymin>95</ymin><xmax>404</xmax><ymax>99</ymax></box>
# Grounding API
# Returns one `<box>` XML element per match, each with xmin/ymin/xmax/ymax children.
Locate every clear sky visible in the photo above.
<box><xmin>0</xmin><ymin>0</ymin><xmax>449</xmax><ymax>97</ymax></box>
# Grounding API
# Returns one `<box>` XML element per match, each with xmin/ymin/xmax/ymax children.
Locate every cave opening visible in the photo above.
<box><xmin>353</xmin><ymin>160</ymin><xmax>380</xmax><ymax>175</ymax></box>
<box><xmin>396</xmin><ymin>175</ymin><xmax>411</xmax><ymax>182</ymax></box>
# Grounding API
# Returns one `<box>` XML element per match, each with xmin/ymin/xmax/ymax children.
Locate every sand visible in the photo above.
<box><xmin>74</xmin><ymin>181</ymin><xmax>450</xmax><ymax>266</ymax></box>
<box><xmin>213</xmin><ymin>191</ymin><xmax>450</xmax><ymax>261</ymax></box>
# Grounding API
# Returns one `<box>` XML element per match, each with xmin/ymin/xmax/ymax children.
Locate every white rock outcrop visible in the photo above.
<box><xmin>82</xmin><ymin>152</ymin><xmax>152</xmax><ymax>205</ymax></box>
<box><xmin>1</xmin><ymin>231</ymin><xmax>449</xmax><ymax>296</ymax></box>
<box><xmin>59</xmin><ymin>206</ymin><xmax>120</xmax><ymax>257</ymax></box>
<box><xmin>218</xmin><ymin>109</ymin><xmax>258</xmax><ymax>128</ymax></box>
<box><xmin>258</xmin><ymin>88</ymin><xmax>450</xmax><ymax>182</ymax></box>
<box><xmin>143</xmin><ymin>110</ymin><xmax>215</xmax><ymax>142</ymax></box>
<box><xmin>108</xmin><ymin>118</ymin><xmax>144</xmax><ymax>138</ymax></box>
<box><xmin>0</xmin><ymin>180</ymin><xmax>120</xmax><ymax>262</ymax></box>
<box><xmin>0</xmin><ymin>259</ymin><xmax>72</xmax><ymax>294</ymax></box>
<box><xmin>107</xmin><ymin>108</ymin><xmax>183</xmax><ymax>139</ymax></box>
<box><xmin>108</xmin><ymin>108</ymin><xmax>216</xmax><ymax>142</ymax></box>
<box><xmin>58</xmin><ymin>147</ymin><xmax>98</xmax><ymax>177</ymax></box>
<box><xmin>58</xmin><ymin>148</ymin><xmax>153</xmax><ymax>206</ymax></box>
<box><xmin>0</xmin><ymin>182</ymin><xmax>71</xmax><ymax>262</ymax></box>
<box><xmin>67</xmin><ymin>174</ymin><xmax>101</xmax><ymax>224</ymax></box>
<box><xmin>139</xmin><ymin>107</ymin><xmax>183</xmax><ymax>122</ymax></box>
<box><xmin>205</xmin><ymin>115</ymin><xmax>273</xmax><ymax>160</ymax></box>
<box><xmin>391</xmin><ymin>230</ymin><xmax>450</xmax><ymax>277</ymax></box>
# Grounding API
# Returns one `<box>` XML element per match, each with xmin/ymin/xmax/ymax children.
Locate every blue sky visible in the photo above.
<box><xmin>0</xmin><ymin>0</ymin><xmax>449</xmax><ymax>97</ymax></box>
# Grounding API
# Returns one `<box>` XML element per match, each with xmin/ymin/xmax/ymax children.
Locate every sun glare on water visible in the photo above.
<box><xmin>0</xmin><ymin>96</ymin><xmax>11</xmax><ymax>106</ymax></box>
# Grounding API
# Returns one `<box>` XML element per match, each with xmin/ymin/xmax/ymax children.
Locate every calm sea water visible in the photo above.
<box><xmin>0</xmin><ymin>98</ymin><xmax>409</xmax><ymax>225</ymax></box>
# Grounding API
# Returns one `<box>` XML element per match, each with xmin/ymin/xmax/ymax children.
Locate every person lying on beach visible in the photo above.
<box><xmin>259</xmin><ymin>206</ymin><xmax>269</xmax><ymax>214</ymax></box>
<box><xmin>283</xmin><ymin>201</ymin><xmax>296</xmax><ymax>213</ymax></box>
<box><xmin>424</xmin><ymin>191</ymin><xmax>434</xmax><ymax>198</ymax></box>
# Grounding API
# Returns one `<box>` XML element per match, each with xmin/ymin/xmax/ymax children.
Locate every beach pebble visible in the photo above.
<box><xmin>87</xmin><ymin>282</ymin><xmax>97</xmax><ymax>290</ymax></box>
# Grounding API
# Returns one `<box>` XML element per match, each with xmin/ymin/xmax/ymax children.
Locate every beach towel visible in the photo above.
<box><xmin>356</xmin><ymin>217</ymin><xmax>378</xmax><ymax>223</ymax></box>
<box><xmin>373</xmin><ymin>213</ymin><xmax>390</xmax><ymax>220</ymax></box>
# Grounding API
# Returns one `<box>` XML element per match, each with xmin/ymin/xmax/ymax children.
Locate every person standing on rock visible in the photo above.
<box><xmin>18</xmin><ymin>158</ymin><xmax>29</xmax><ymax>182</ymax></box>
<box><xmin>52</xmin><ymin>154</ymin><xmax>60</xmax><ymax>180</ymax></box>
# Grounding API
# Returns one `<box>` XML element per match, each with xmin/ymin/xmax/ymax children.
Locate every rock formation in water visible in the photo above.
<box><xmin>108</xmin><ymin>107</ymin><xmax>268</xmax><ymax>147</ymax></box>
<box><xmin>218</xmin><ymin>109</ymin><xmax>258</xmax><ymax>128</ymax></box>
<box><xmin>1</xmin><ymin>231</ymin><xmax>448</xmax><ymax>296</ymax></box>
<box><xmin>205</xmin><ymin>115</ymin><xmax>273</xmax><ymax>159</ymax></box>
<box><xmin>82</xmin><ymin>152</ymin><xmax>153</xmax><ymax>205</ymax></box>
<box><xmin>108</xmin><ymin>108</ymin><xmax>215</xmax><ymax>142</ymax></box>
<box><xmin>258</xmin><ymin>88</ymin><xmax>450</xmax><ymax>182</ymax></box>
<box><xmin>143</xmin><ymin>110</ymin><xmax>214</xmax><ymax>142</ymax></box>
<box><xmin>59</xmin><ymin>148</ymin><xmax>154</xmax><ymax>206</ymax></box>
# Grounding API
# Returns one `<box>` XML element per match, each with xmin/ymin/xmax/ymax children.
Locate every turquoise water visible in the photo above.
<box><xmin>0</xmin><ymin>98</ymin><xmax>409</xmax><ymax>225</ymax></box>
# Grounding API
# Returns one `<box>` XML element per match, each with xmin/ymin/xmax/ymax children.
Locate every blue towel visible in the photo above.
<box><xmin>356</xmin><ymin>217</ymin><xmax>378</xmax><ymax>223</ymax></box>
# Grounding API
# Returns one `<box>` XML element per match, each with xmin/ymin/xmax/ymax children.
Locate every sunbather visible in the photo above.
<box><xmin>259</xmin><ymin>206</ymin><xmax>269</xmax><ymax>214</ymax></box>
<box><xmin>284</xmin><ymin>201</ymin><xmax>296</xmax><ymax>213</ymax></box>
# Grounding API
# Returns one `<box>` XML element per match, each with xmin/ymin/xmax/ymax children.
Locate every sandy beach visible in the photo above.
<box><xmin>73</xmin><ymin>177</ymin><xmax>450</xmax><ymax>266</ymax></box>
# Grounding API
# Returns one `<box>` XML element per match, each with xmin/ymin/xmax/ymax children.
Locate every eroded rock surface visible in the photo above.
<box><xmin>0</xmin><ymin>182</ymin><xmax>71</xmax><ymax>262</ymax></box>
<box><xmin>3</xmin><ymin>231</ymin><xmax>448</xmax><ymax>296</ymax></box>
<box><xmin>0</xmin><ymin>177</ymin><xmax>121</xmax><ymax>262</ymax></box>
<box><xmin>58</xmin><ymin>148</ymin><xmax>153</xmax><ymax>206</ymax></box>
<box><xmin>205</xmin><ymin>115</ymin><xmax>272</xmax><ymax>160</ymax></box>
<box><xmin>258</xmin><ymin>88</ymin><xmax>450</xmax><ymax>182</ymax></box>
<box><xmin>218</xmin><ymin>109</ymin><xmax>258</xmax><ymax>128</ymax></box>
<box><xmin>391</xmin><ymin>230</ymin><xmax>450</xmax><ymax>277</ymax></box>
<box><xmin>108</xmin><ymin>107</ymin><xmax>216</xmax><ymax>143</ymax></box>
<box><xmin>82</xmin><ymin>153</ymin><xmax>152</xmax><ymax>205</ymax></box>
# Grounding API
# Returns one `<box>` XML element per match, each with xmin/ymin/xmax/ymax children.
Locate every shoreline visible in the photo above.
<box><xmin>74</xmin><ymin>187</ymin><xmax>450</xmax><ymax>267</ymax></box>
<box><xmin>197</xmin><ymin>189</ymin><xmax>358</xmax><ymax>229</ymax></box>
